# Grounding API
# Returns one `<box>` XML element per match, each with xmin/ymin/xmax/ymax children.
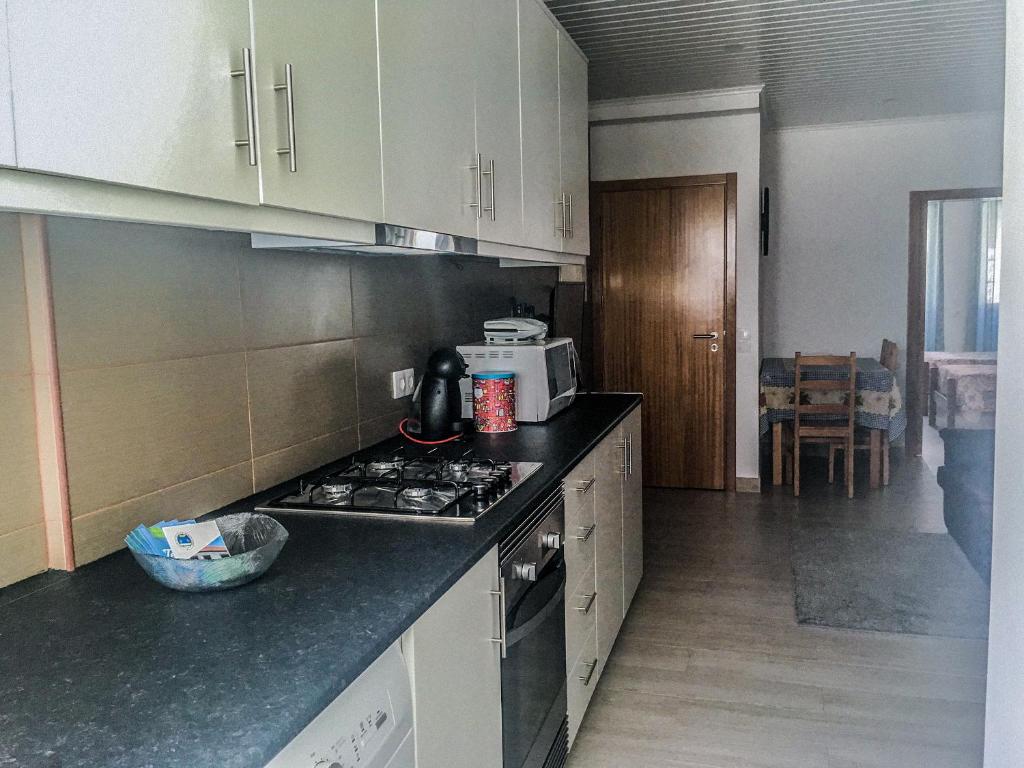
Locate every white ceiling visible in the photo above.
<box><xmin>545</xmin><ymin>0</ymin><xmax>1006</xmax><ymax>127</ymax></box>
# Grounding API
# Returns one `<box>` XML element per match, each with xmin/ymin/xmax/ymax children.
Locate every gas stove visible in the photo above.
<box><xmin>255</xmin><ymin>446</ymin><xmax>542</xmax><ymax>523</ymax></box>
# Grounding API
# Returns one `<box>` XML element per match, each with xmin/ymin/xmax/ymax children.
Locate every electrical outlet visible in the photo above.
<box><xmin>390</xmin><ymin>368</ymin><xmax>416</xmax><ymax>399</ymax></box>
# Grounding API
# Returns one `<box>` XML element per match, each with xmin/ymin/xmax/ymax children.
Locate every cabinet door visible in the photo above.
<box><xmin>558</xmin><ymin>34</ymin><xmax>590</xmax><ymax>256</ymax></box>
<box><xmin>0</xmin><ymin>2</ymin><xmax>15</xmax><ymax>168</ymax></box>
<box><xmin>7</xmin><ymin>0</ymin><xmax>258</xmax><ymax>204</ymax></box>
<box><xmin>622</xmin><ymin>406</ymin><xmax>644</xmax><ymax>612</ymax></box>
<box><xmin>378</xmin><ymin>0</ymin><xmax>478</xmax><ymax>237</ymax></box>
<box><xmin>594</xmin><ymin>426</ymin><xmax>625</xmax><ymax>673</ymax></box>
<box><xmin>251</xmin><ymin>0</ymin><xmax>383</xmax><ymax>221</ymax></box>
<box><xmin>518</xmin><ymin>0</ymin><xmax>563</xmax><ymax>253</ymax></box>
<box><xmin>410</xmin><ymin>546</ymin><xmax>502</xmax><ymax>768</ymax></box>
<box><xmin>474</xmin><ymin>0</ymin><xmax>525</xmax><ymax>246</ymax></box>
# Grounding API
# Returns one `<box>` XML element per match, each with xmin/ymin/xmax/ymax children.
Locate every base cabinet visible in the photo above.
<box><xmin>563</xmin><ymin>403</ymin><xmax>644</xmax><ymax>748</ymax></box>
<box><xmin>407</xmin><ymin>546</ymin><xmax>503</xmax><ymax>768</ymax></box>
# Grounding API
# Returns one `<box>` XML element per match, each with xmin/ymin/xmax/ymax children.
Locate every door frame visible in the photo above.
<box><xmin>905</xmin><ymin>186</ymin><xmax>1002</xmax><ymax>456</ymax></box>
<box><xmin>589</xmin><ymin>173</ymin><xmax>737</xmax><ymax>491</ymax></box>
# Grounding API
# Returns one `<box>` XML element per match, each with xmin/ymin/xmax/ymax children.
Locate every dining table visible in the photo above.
<box><xmin>759</xmin><ymin>357</ymin><xmax>908</xmax><ymax>489</ymax></box>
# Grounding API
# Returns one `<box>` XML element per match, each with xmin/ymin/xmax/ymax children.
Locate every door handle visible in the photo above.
<box><xmin>230</xmin><ymin>48</ymin><xmax>258</xmax><ymax>166</ymax></box>
<box><xmin>468</xmin><ymin>153</ymin><xmax>483</xmax><ymax>218</ymax></box>
<box><xmin>489</xmin><ymin>577</ymin><xmax>507</xmax><ymax>659</ymax></box>
<box><xmin>574</xmin><ymin>591</ymin><xmax>597</xmax><ymax>614</ymax></box>
<box><xmin>482</xmin><ymin>158</ymin><xmax>495</xmax><ymax>221</ymax></box>
<box><xmin>274</xmin><ymin>63</ymin><xmax>297</xmax><ymax>173</ymax></box>
<box><xmin>692</xmin><ymin>332</ymin><xmax>719</xmax><ymax>340</ymax></box>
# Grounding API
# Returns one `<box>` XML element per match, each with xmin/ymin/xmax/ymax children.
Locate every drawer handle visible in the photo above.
<box><xmin>574</xmin><ymin>591</ymin><xmax>597</xmax><ymax>615</ymax></box>
<box><xmin>578</xmin><ymin>659</ymin><xmax>597</xmax><ymax>686</ymax></box>
<box><xmin>574</xmin><ymin>524</ymin><xmax>595</xmax><ymax>543</ymax></box>
<box><xmin>574</xmin><ymin>477</ymin><xmax>596</xmax><ymax>495</ymax></box>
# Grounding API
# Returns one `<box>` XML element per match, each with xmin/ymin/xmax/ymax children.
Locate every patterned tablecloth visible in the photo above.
<box><xmin>759</xmin><ymin>357</ymin><xmax>907</xmax><ymax>442</ymax></box>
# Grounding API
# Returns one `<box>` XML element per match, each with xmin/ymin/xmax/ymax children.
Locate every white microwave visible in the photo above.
<box><xmin>457</xmin><ymin>338</ymin><xmax>578</xmax><ymax>422</ymax></box>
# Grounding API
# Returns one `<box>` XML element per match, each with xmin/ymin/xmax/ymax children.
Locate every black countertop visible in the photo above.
<box><xmin>0</xmin><ymin>393</ymin><xmax>640</xmax><ymax>768</ymax></box>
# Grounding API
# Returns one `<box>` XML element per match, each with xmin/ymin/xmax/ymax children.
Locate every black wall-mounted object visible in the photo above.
<box><xmin>760</xmin><ymin>187</ymin><xmax>770</xmax><ymax>256</ymax></box>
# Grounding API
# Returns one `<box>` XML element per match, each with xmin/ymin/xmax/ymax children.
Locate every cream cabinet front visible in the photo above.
<box><xmin>250</xmin><ymin>0</ymin><xmax>383</xmax><ymax>222</ymax></box>
<box><xmin>563</xmin><ymin>404</ymin><xmax>644</xmax><ymax>748</ymax></box>
<box><xmin>7</xmin><ymin>0</ymin><xmax>259</xmax><ymax>204</ymax></box>
<box><xmin>0</xmin><ymin>2</ymin><xmax>15</xmax><ymax>168</ymax></box>
<box><xmin>407</xmin><ymin>545</ymin><xmax>503</xmax><ymax>768</ymax></box>
<box><xmin>557</xmin><ymin>33</ymin><xmax>590</xmax><ymax>256</ymax></box>
<box><xmin>377</xmin><ymin>0</ymin><xmax>479</xmax><ymax>239</ymax></box>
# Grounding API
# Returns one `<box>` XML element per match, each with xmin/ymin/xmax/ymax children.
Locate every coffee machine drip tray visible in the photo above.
<box><xmin>256</xmin><ymin>446</ymin><xmax>542</xmax><ymax>523</ymax></box>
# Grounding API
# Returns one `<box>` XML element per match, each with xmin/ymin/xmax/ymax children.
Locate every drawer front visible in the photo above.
<box><xmin>566</xmin><ymin>486</ymin><xmax>596</xmax><ymax>535</ymax></box>
<box><xmin>565</xmin><ymin>559</ymin><xmax>596</xmax><ymax>669</ymax></box>
<box><xmin>565</xmin><ymin>513</ymin><xmax>596</xmax><ymax>590</ymax></box>
<box><xmin>567</xmin><ymin>627</ymin><xmax>599</xmax><ymax>748</ymax></box>
<box><xmin>563</xmin><ymin>455</ymin><xmax>596</xmax><ymax>524</ymax></box>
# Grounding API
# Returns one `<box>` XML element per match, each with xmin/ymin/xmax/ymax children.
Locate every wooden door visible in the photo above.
<box><xmin>7</xmin><ymin>0</ymin><xmax>258</xmax><ymax>204</ymax></box>
<box><xmin>378</xmin><ymin>0</ymin><xmax>477</xmax><ymax>238</ymax></box>
<box><xmin>594</xmin><ymin>175</ymin><xmax>736</xmax><ymax>490</ymax></box>
<box><xmin>518</xmin><ymin>0</ymin><xmax>563</xmax><ymax>253</ymax></box>
<box><xmin>251</xmin><ymin>0</ymin><xmax>383</xmax><ymax>222</ymax></box>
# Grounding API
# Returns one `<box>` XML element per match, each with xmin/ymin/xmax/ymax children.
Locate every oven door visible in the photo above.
<box><xmin>501</xmin><ymin>552</ymin><xmax>567</xmax><ymax>768</ymax></box>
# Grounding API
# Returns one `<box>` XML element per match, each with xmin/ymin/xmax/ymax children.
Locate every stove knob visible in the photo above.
<box><xmin>541</xmin><ymin>532</ymin><xmax>562</xmax><ymax>551</ymax></box>
<box><xmin>472</xmin><ymin>481</ymin><xmax>491</xmax><ymax>504</ymax></box>
<box><xmin>514</xmin><ymin>562</ymin><xmax>538</xmax><ymax>581</ymax></box>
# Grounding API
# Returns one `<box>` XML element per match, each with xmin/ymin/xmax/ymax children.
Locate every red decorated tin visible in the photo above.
<box><xmin>472</xmin><ymin>372</ymin><xmax>517</xmax><ymax>433</ymax></box>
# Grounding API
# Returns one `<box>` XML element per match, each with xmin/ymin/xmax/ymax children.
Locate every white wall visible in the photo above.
<box><xmin>761</xmin><ymin>113</ymin><xmax>1003</xmax><ymax>373</ymax></box>
<box><xmin>938</xmin><ymin>199</ymin><xmax>982</xmax><ymax>353</ymax></box>
<box><xmin>984</xmin><ymin>0</ymin><xmax>1024</xmax><ymax>762</ymax></box>
<box><xmin>590</xmin><ymin>110</ymin><xmax>762</xmax><ymax>483</ymax></box>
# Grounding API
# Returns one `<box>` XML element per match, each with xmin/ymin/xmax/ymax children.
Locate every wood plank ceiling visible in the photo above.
<box><xmin>545</xmin><ymin>0</ymin><xmax>1006</xmax><ymax>127</ymax></box>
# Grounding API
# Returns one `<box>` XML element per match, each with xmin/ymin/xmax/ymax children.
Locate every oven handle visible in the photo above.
<box><xmin>504</xmin><ymin>578</ymin><xmax>565</xmax><ymax>651</ymax></box>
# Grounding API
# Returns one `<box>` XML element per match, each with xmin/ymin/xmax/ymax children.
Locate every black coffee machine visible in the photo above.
<box><xmin>411</xmin><ymin>348</ymin><xmax>468</xmax><ymax>441</ymax></box>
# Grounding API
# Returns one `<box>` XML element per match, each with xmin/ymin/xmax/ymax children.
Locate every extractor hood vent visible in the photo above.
<box><xmin>251</xmin><ymin>223</ymin><xmax>477</xmax><ymax>256</ymax></box>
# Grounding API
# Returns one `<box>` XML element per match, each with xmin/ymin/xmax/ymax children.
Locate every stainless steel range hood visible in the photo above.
<box><xmin>251</xmin><ymin>223</ymin><xmax>477</xmax><ymax>256</ymax></box>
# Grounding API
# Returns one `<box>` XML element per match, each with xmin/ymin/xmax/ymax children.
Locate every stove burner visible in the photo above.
<box><xmin>321</xmin><ymin>480</ymin><xmax>356</xmax><ymax>500</ymax></box>
<box><xmin>402</xmin><ymin>485</ymin><xmax>431</xmax><ymax>499</ymax></box>
<box><xmin>367</xmin><ymin>460</ymin><xmax>403</xmax><ymax>476</ymax></box>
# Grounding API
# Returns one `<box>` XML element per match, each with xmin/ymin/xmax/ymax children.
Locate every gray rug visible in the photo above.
<box><xmin>791</xmin><ymin>525</ymin><xmax>990</xmax><ymax>638</ymax></box>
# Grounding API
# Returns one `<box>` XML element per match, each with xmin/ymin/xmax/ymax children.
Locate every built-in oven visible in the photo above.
<box><xmin>494</xmin><ymin>486</ymin><xmax>568</xmax><ymax>768</ymax></box>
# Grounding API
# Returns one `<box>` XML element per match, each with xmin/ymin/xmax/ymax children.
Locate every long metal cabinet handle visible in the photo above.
<box><xmin>481</xmin><ymin>158</ymin><xmax>495</xmax><ymax>221</ymax></box>
<box><xmin>574</xmin><ymin>591</ymin><xmax>597</xmax><ymax>614</ymax></box>
<box><xmin>468</xmin><ymin>154</ymin><xmax>483</xmax><ymax>218</ymax></box>
<box><xmin>617</xmin><ymin>440</ymin><xmax>628</xmax><ymax>474</ymax></box>
<box><xmin>489</xmin><ymin>578</ymin><xmax>507</xmax><ymax>659</ymax></box>
<box><xmin>692</xmin><ymin>332</ymin><xmax>720</xmax><ymax>340</ymax></box>
<box><xmin>554</xmin><ymin>195</ymin><xmax>567</xmax><ymax>236</ymax></box>
<box><xmin>574</xmin><ymin>476</ymin><xmax>596</xmax><ymax>495</ymax></box>
<box><xmin>627</xmin><ymin>434</ymin><xmax>633</xmax><ymax>476</ymax></box>
<box><xmin>231</xmin><ymin>48</ymin><xmax>258</xmax><ymax>166</ymax></box>
<box><xmin>566</xmin><ymin>192</ymin><xmax>574</xmax><ymax>238</ymax></box>
<box><xmin>574</xmin><ymin>524</ymin><xmax>596</xmax><ymax>542</ymax></box>
<box><xmin>579</xmin><ymin>659</ymin><xmax>597</xmax><ymax>686</ymax></box>
<box><xmin>274</xmin><ymin>63</ymin><xmax>297</xmax><ymax>173</ymax></box>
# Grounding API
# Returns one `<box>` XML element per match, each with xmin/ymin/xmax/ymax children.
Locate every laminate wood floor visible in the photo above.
<box><xmin>567</xmin><ymin>453</ymin><xmax>988</xmax><ymax>768</ymax></box>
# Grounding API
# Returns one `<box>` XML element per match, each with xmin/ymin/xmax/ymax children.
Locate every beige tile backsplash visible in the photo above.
<box><xmin>0</xmin><ymin>216</ymin><xmax>559</xmax><ymax>570</ymax></box>
<box><xmin>0</xmin><ymin>213</ymin><xmax>47</xmax><ymax>587</ymax></box>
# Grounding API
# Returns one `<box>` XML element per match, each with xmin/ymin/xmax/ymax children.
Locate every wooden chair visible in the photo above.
<box><xmin>793</xmin><ymin>352</ymin><xmax>857</xmax><ymax>498</ymax></box>
<box><xmin>833</xmin><ymin>340</ymin><xmax>897</xmax><ymax>487</ymax></box>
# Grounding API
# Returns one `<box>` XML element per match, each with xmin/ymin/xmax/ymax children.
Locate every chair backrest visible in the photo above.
<box><xmin>794</xmin><ymin>352</ymin><xmax>857</xmax><ymax>433</ymax></box>
<box><xmin>880</xmin><ymin>339</ymin><xmax>899</xmax><ymax>372</ymax></box>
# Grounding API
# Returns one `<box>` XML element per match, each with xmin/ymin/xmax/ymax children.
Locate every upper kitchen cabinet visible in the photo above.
<box><xmin>378</xmin><ymin>0</ymin><xmax>478</xmax><ymax>238</ymax></box>
<box><xmin>6</xmin><ymin>0</ymin><xmax>259</xmax><ymax>204</ymax></box>
<box><xmin>0</xmin><ymin>3</ymin><xmax>16</xmax><ymax>168</ymax></box>
<box><xmin>518</xmin><ymin>0</ymin><xmax>563</xmax><ymax>253</ymax></box>
<box><xmin>473</xmin><ymin>0</ymin><xmax>525</xmax><ymax>247</ymax></box>
<box><xmin>558</xmin><ymin>34</ymin><xmax>590</xmax><ymax>256</ymax></box>
<box><xmin>251</xmin><ymin>0</ymin><xmax>383</xmax><ymax>222</ymax></box>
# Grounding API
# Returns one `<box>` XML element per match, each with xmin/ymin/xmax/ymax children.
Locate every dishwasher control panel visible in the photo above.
<box><xmin>266</xmin><ymin>642</ymin><xmax>414</xmax><ymax>768</ymax></box>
